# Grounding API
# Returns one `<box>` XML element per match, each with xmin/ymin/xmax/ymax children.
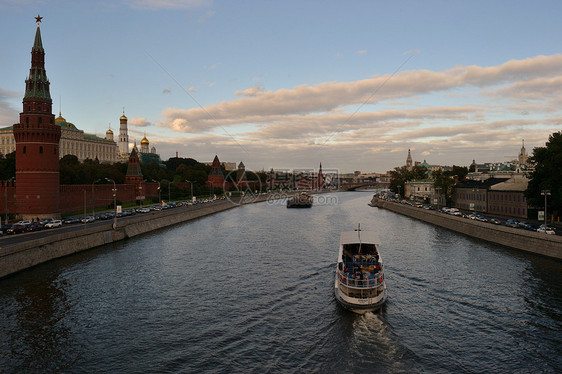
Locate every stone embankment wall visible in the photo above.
<box><xmin>372</xmin><ymin>198</ymin><xmax>562</xmax><ymax>260</ymax></box>
<box><xmin>0</xmin><ymin>200</ymin><xmax>238</xmax><ymax>279</ymax></box>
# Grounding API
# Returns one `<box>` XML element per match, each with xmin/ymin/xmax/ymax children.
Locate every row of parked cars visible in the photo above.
<box><xmin>0</xmin><ymin>197</ymin><xmax>223</xmax><ymax>235</ymax></box>
<box><xmin>1</xmin><ymin>218</ymin><xmax>63</xmax><ymax>235</ymax></box>
<box><xmin>437</xmin><ymin>207</ymin><xmax>557</xmax><ymax>234</ymax></box>
<box><xmin>384</xmin><ymin>197</ymin><xmax>558</xmax><ymax>235</ymax></box>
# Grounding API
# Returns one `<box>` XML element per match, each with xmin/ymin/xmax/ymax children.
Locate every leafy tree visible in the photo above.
<box><xmin>0</xmin><ymin>152</ymin><xmax>15</xmax><ymax>180</ymax></box>
<box><xmin>389</xmin><ymin>165</ymin><xmax>428</xmax><ymax>197</ymax></box>
<box><xmin>526</xmin><ymin>131</ymin><xmax>562</xmax><ymax>215</ymax></box>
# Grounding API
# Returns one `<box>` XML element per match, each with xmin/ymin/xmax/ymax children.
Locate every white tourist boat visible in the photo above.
<box><xmin>334</xmin><ymin>225</ymin><xmax>387</xmax><ymax>314</ymax></box>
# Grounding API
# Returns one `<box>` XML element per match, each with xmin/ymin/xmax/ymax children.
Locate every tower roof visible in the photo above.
<box><xmin>141</xmin><ymin>134</ymin><xmax>149</xmax><ymax>145</ymax></box>
<box><xmin>24</xmin><ymin>16</ymin><xmax>51</xmax><ymax>101</ymax></box>
<box><xmin>33</xmin><ymin>22</ymin><xmax>44</xmax><ymax>51</ymax></box>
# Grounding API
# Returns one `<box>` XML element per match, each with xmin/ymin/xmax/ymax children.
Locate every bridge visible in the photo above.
<box><xmin>340</xmin><ymin>182</ymin><xmax>391</xmax><ymax>191</ymax></box>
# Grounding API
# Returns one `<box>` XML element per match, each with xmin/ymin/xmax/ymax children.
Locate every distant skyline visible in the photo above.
<box><xmin>1</xmin><ymin>0</ymin><xmax>561</xmax><ymax>173</ymax></box>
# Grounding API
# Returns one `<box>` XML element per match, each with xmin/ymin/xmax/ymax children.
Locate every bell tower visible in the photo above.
<box><xmin>13</xmin><ymin>15</ymin><xmax>61</xmax><ymax>219</ymax></box>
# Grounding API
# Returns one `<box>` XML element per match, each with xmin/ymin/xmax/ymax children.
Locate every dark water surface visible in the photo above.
<box><xmin>1</xmin><ymin>192</ymin><xmax>561</xmax><ymax>373</ymax></box>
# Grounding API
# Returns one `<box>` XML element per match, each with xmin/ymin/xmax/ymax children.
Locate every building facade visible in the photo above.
<box><xmin>405</xmin><ymin>179</ymin><xmax>435</xmax><ymax>203</ymax></box>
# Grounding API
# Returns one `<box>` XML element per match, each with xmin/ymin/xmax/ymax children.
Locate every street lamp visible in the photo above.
<box><xmin>186</xmin><ymin>180</ymin><xmax>194</xmax><ymax>200</ymax></box>
<box><xmin>148</xmin><ymin>179</ymin><xmax>160</xmax><ymax>205</ymax></box>
<box><xmin>4</xmin><ymin>177</ymin><xmax>14</xmax><ymax>224</ymax></box>
<box><xmin>92</xmin><ymin>179</ymin><xmax>101</xmax><ymax>217</ymax></box>
<box><xmin>541</xmin><ymin>189</ymin><xmax>551</xmax><ymax>227</ymax></box>
<box><xmin>106</xmin><ymin>177</ymin><xmax>117</xmax><ymax>229</ymax></box>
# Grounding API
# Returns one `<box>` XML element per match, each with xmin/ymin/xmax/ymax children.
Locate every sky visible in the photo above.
<box><xmin>1</xmin><ymin>0</ymin><xmax>561</xmax><ymax>174</ymax></box>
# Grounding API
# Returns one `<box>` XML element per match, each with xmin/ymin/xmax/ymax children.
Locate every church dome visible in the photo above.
<box><xmin>55</xmin><ymin>113</ymin><xmax>66</xmax><ymax>123</ymax></box>
<box><xmin>106</xmin><ymin>128</ymin><xmax>113</xmax><ymax>135</ymax></box>
<box><xmin>120</xmin><ymin>114</ymin><xmax>127</xmax><ymax>121</ymax></box>
<box><xmin>141</xmin><ymin>135</ymin><xmax>149</xmax><ymax>145</ymax></box>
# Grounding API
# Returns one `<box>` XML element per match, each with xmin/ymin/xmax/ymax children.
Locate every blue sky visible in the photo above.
<box><xmin>1</xmin><ymin>0</ymin><xmax>561</xmax><ymax>173</ymax></box>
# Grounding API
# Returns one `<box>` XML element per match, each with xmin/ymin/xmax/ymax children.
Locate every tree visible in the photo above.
<box><xmin>389</xmin><ymin>165</ymin><xmax>428</xmax><ymax>197</ymax></box>
<box><xmin>526</xmin><ymin>131</ymin><xmax>562</xmax><ymax>216</ymax></box>
<box><xmin>0</xmin><ymin>152</ymin><xmax>15</xmax><ymax>180</ymax></box>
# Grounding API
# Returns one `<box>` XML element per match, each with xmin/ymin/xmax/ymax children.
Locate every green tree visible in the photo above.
<box><xmin>526</xmin><ymin>131</ymin><xmax>562</xmax><ymax>215</ymax></box>
<box><xmin>389</xmin><ymin>165</ymin><xmax>428</xmax><ymax>197</ymax></box>
<box><xmin>0</xmin><ymin>152</ymin><xmax>15</xmax><ymax>180</ymax></box>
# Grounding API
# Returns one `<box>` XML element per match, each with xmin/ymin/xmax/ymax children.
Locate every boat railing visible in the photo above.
<box><xmin>336</xmin><ymin>268</ymin><xmax>384</xmax><ymax>288</ymax></box>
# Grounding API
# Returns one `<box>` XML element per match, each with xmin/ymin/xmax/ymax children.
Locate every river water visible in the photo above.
<box><xmin>1</xmin><ymin>192</ymin><xmax>561</xmax><ymax>373</ymax></box>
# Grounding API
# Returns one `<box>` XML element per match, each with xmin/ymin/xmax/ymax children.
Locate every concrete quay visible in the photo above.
<box><xmin>371</xmin><ymin>198</ymin><xmax>562</xmax><ymax>260</ymax></box>
<box><xmin>0</xmin><ymin>191</ymin><xmax>329</xmax><ymax>279</ymax></box>
<box><xmin>0</xmin><ymin>199</ymin><xmax>242</xmax><ymax>279</ymax></box>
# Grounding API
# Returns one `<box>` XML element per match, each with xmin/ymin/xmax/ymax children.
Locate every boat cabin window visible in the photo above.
<box><xmin>343</xmin><ymin>243</ymin><xmax>378</xmax><ymax>256</ymax></box>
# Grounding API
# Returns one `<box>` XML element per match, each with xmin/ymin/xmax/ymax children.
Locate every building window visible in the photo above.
<box><xmin>38</xmin><ymin>117</ymin><xmax>42</xmax><ymax>124</ymax></box>
<box><xmin>39</xmin><ymin>146</ymin><xmax>43</xmax><ymax>154</ymax></box>
<box><xmin>23</xmin><ymin>146</ymin><xmax>26</xmax><ymax>154</ymax></box>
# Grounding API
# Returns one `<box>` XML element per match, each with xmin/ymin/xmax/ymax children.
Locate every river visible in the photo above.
<box><xmin>1</xmin><ymin>191</ymin><xmax>561</xmax><ymax>373</ymax></box>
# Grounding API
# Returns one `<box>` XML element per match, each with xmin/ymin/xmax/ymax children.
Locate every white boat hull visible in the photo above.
<box><xmin>334</xmin><ymin>276</ymin><xmax>387</xmax><ymax>314</ymax></box>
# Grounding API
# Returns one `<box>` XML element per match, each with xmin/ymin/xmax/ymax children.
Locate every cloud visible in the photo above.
<box><xmin>357</xmin><ymin>50</ymin><xmax>367</xmax><ymax>56</ymax></box>
<box><xmin>235</xmin><ymin>85</ymin><xmax>264</xmax><ymax>97</ymax></box>
<box><xmin>0</xmin><ymin>88</ymin><xmax>20</xmax><ymax>126</ymax></box>
<box><xmin>150</xmin><ymin>54</ymin><xmax>562</xmax><ymax>172</ymax></box>
<box><xmin>129</xmin><ymin>117</ymin><xmax>152</xmax><ymax>127</ymax></box>
<box><xmin>125</xmin><ymin>0</ymin><xmax>212</xmax><ymax>10</ymax></box>
<box><xmin>199</xmin><ymin>10</ymin><xmax>215</xmax><ymax>22</ymax></box>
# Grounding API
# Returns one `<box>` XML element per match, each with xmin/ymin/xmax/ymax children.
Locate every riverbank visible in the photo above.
<box><xmin>371</xmin><ymin>197</ymin><xmax>562</xmax><ymax>260</ymax></box>
<box><xmin>0</xmin><ymin>191</ymin><xmax>322</xmax><ymax>279</ymax></box>
<box><xmin>0</xmin><ymin>198</ymin><xmax>248</xmax><ymax>279</ymax></box>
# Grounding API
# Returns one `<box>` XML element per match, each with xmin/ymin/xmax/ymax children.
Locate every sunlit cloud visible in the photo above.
<box><xmin>149</xmin><ymin>54</ymin><xmax>562</xmax><ymax>171</ymax></box>
<box><xmin>125</xmin><ymin>0</ymin><xmax>212</xmax><ymax>10</ymax></box>
<box><xmin>129</xmin><ymin>117</ymin><xmax>152</xmax><ymax>127</ymax></box>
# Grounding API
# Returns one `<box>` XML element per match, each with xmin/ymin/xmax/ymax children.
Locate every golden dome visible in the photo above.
<box><xmin>120</xmin><ymin>108</ymin><xmax>127</xmax><ymax>121</ymax></box>
<box><xmin>55</xmin><ymin>112</ymin><xmax>66</xmax><ymax>123</ymax></box>
<box><xmin>141</xmin><ymin>135</ymin><xmax>149</xmax><ymax>145</ymax></box>
<box><xmin>106</xmin><ymin>128</ymin><xmax>113</xmax><ymax>134</ymax></box>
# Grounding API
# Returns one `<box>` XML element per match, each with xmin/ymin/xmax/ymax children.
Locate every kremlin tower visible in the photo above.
<box><xmin>13</xmin><ymin>16</ymin><xmax>61</xmax><ymax>219</ymax></box>
<box><xmin>119</xmin><ymin>110</ymin><xmax>129</xmax><ymax>158</ymax></box>
<box><xmin>207</xmin><ymin>155</ymin><xmax>225</xmax><ymax>190</ymax></box>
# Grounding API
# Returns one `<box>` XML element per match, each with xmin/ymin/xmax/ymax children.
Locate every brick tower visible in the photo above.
<box><xmin>13</xmin><ymin>16</ymin><xmax>61</xmax><ymax>219</ymax></box>
<box><xmin>207</xmin><ymin>155</ymin><xmax>225</xmax><ymax>191</ymax></box>
<box><xmin>125</xmin><ymin>145</ymin><xmax>144</xmax><ymax>200</ymax></box>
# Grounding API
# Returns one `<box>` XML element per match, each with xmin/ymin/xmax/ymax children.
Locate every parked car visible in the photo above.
<box><xmin>40</xmin><ymin>217</ymin><xmax>54</xmax><ymax>225</ymax></box>
<box><xmin>6</xmin><ymin>224</ymin><xmax>26</xmax><ymax>234</ymax></box>
<box><xmin>16</xmin><ymin>220</ymin><xmax>31</xmax><ymax>225</ymax></box>
<box><xmin>537</xmin><ymin>224</ymin><xmax>556</xmax><ymax>235</ymax></box>
<box><xmin>518</xmin><ymin>221</ymin><xmax>535</xmax><ymax>231</ymax></box>
<box><xmin>62</xmin><ymin>217</ymin><xmax>80</xmax><ymax>224</ymax></box>
<box><xmin>489</xmin><ymin>218</ymin><xmax>501</xmax><ymax>225</ymax></box>
<box><xmin>26</xmin><ymin>222</ymin><xmax>44</xmax><ymax>231</ymax></box>
<box><xmin>80</xmin><ymin>216</ymin><xmax>95</xmax><ymax>223</ymax></box>
<box><xmin>505</xmin><ymin>219</ymin><xmax>519</xmax><ymax>228</ymax></box>
<box><xmin>45</xmin><ymin>219</ymin><xmax>62</xmax><ymax>228</ymax></box>
<box><xmin>476</xmin><ymin>216</ymin><xmax>488</xmax><ymax>222</ymax></box>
